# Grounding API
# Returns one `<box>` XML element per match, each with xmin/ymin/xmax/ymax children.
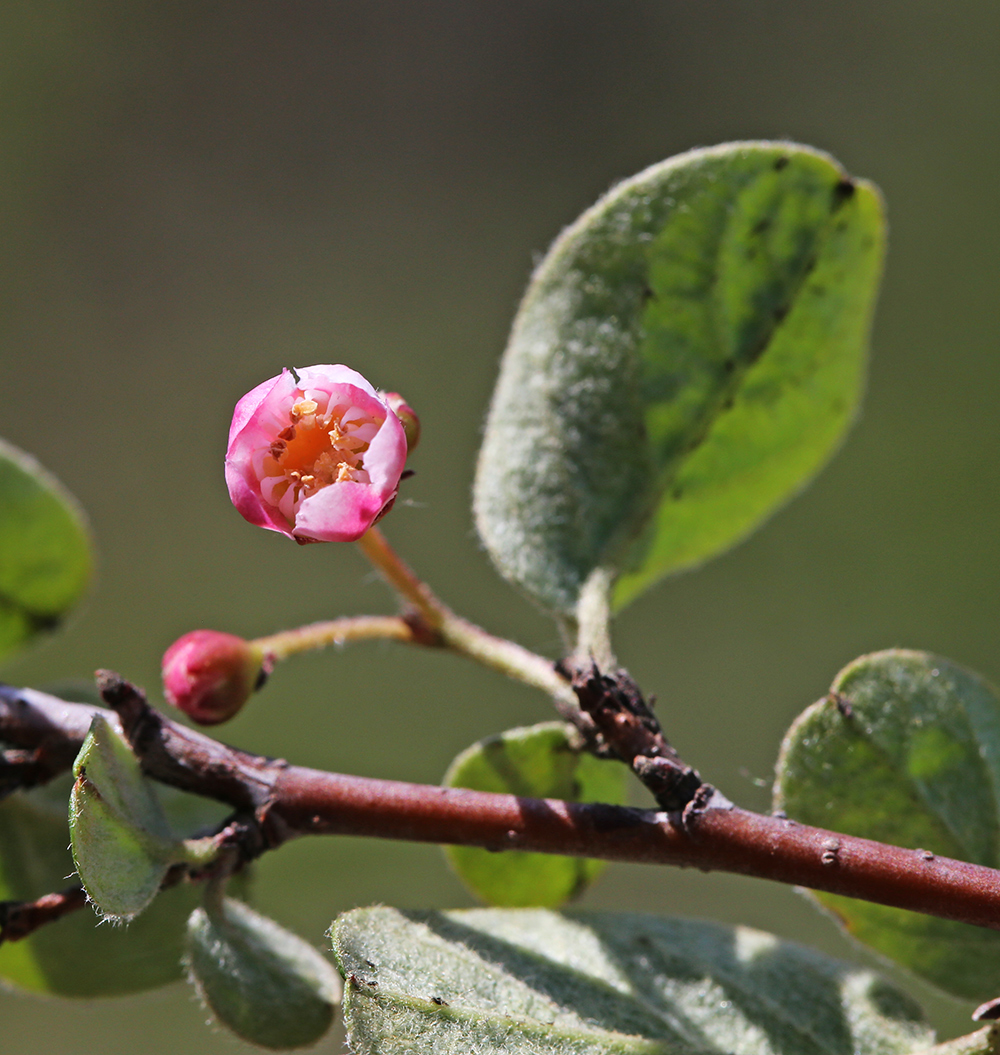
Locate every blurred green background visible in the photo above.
<box><xmin>1</xmin><ymin>2</ymin><xmax>997</xmax><ymax>1050</ymax></box>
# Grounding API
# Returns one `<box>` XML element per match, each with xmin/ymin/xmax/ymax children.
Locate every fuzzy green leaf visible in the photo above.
<box><xmin>475</xmin><ymin>142</ymin><xmax>884</xmax><ymax>615</ymax></box>
<box><xmin>69</xmin><ymin>715</ymin><xmax>184</xmax><ymax>920</ymax></box>
<box><xmin>442</xmin><ymin>722</ymin><xmax>626</xmax><ymax>907</ymax></box>
<box><xmin>185</xmin><ymin>896</ymin><xmax>341</xmax><ymax>1050</ymax></box>
<box><xmin>0</xmin><ymin>438</ymin><xmax>91</xmax><ymax>661</ymax></box>
<box><xmin>774</xmin><ymin>649</ymin><xmax>1000</xmax><ymax>1001</ymax></box>
<box><xmin>332</xmin><ymin>906</ymin><xmax>932</xmax><ymax>1055</ymax></box>
<box><xmin>0</xmin><ymin>773</ymin><xmax>236</xmax><ymax>996</ymax></box>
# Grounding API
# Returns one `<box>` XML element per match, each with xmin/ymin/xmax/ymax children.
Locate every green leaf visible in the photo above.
<box><xmin>442</xmin><ymin>722</ymin><xmax>626</xmax><ymax>907</ymax></box>
<box><xmin>185</xmin><ymin>896</ymin><xmax>341</xmax><ymax>1050</ymax></box>
<box><xmin>774</xmin><ymin>649</ymin><xmax>1000</xmax><ymax>1001</ymax></box>
<box><xmin>474</xmin><ymin>142</ymin><xmax>885</xmax><ymax>616</ymax></box>
<box><xmin>69</xmin><ymin>714</ymin><xmax>184</xmax><ymax>920</ymax></box>
<box><xmin>0</xmin><ymin>774</ymin><xmax>239</xmax><ymax>996</ymax></box>
<box><xmin>332</xmin><ymin>906</ymin><xmax>933</xmax><ymax>1055</ymax></box>
<box><xmin>0</xmin><ymin>438</ymin><xmax>91</xmax><ymax>661</ymax></box>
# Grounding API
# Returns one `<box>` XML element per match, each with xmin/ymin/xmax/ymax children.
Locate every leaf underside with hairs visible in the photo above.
<box><xmin>185</xmin><ymin>897</ymin><xmax>341</xmax><ymax>1050</ymax></box>
<box><xmin>332</xmin><ymin>906</ymin><xmax>932</xmax><ymax>1055</ymax></box>
<box><xmin>475</xmin><ymin>141</ymin><xmax>884</xmax><ymax>615</ymax></box>
<box><xmin>775</xmin><ymin>649</ymin><xmax>1000</xmax><ymax>1001</ymax></box>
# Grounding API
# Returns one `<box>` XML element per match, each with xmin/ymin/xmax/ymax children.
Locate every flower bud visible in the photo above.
<box><xmin>224</xmin><ymin>365</ymin><xmax>408</xmax><ymax>543</ymax></box>
<box><xmin>162</xmin><ymin>630</ymin><xmax>267</xmax><ymax>725</ymax></box>
<box><xmin>383</xmin><ymin>391</ymin><xmax>421</xmax><ymax>452</ymax></box>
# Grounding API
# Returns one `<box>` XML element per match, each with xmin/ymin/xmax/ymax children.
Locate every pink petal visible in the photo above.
<box><xmin>293</xmin><ymin>481</ymin><xmax>387</xmax><ymax>542</ymax></box>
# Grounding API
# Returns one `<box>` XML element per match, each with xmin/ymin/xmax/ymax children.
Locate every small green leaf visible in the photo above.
<box><xmin>774</xmin><ymin>649</ymin><xmax>1000</xmax><ymax>1001</ymax></box>
<box><xmin>0</xmin><ymin>774</ymin><xmax>238</xmax><ymax>997</ymax></box>
<box><xmin>474</xmin><ymin>142</ymin><xmax>884</xmax><ymax>616</ymax></box>
<box><xmin>70</xmin><ymin>714</ymin><xmax>183</xmax><ymax>920</ymax></box>
<box><xmin>332</xmin><ymin>906</ymin><xmax>932</xmax><ymax>1055</ymax></box>
<box><xmin>185</xmin><ymin>896</ymin><xmax>341</xmax><ymax>1050</ymax></box>
<box><xmin>442</xmin><ymin>722</ymin><xmax>626</xmax><ymax>907</ymax></box>
<box><xmin>0</xmin><ymin>438</ymin><xmax>91</xmax><ymax>661</ymax></box>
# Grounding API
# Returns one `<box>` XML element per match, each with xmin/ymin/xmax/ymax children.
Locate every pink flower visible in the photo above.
<box><xmin>162</xmin><ymin>630</ymin><xmax>267</xmax><ymax>725</ymax></box>
<box><xmin>225</xmin><ymin>365</ymin><xmax>408</xmax><ymax>543</ymax></box>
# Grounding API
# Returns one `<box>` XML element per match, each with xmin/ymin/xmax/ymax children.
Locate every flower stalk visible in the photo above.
<box><xmin>354</xmin><ymin>526</ymin><xmax>445</xmax><ymax>628</ymax></box>
<box><xmin>355</xmin><ymin>526</ymin><xmax>579</xmax><ymax>713</ymax></box>
<box><xmin>251</xmin><ymin>614</ymin><xmax>416</xmax><ymax>662</ymax></box>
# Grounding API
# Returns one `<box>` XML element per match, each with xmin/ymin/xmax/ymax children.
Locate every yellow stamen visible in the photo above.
<box><xmin>260</xmin><ymin>396</ymin><xmax>385</xmax><ymax>521</ymax></box>
<box><xmin>292</xmin><ymin>398</ymin><xmax>319</xmax><ymax>418</ymax></box>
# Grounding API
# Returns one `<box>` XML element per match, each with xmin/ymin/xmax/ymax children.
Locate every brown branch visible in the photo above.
<box><xmin>4</xmin><ymin>677</ymin><xmax>1000</xmax><ymax>939</ymax></box>
<box><xmin>0</xmin><ymin>686</ymin><xmax>98</xmax><ymax>798</ymax></box>
<box><xmin>0</xmin><ymin>885</ymin><xmax>87</xmax><ymax>942</ymax></box>
<box><xmin>560</xmin><ymin>660</ymin><xmax>704</xmax><ymax>811</ymax></box>
<box><xmin>275</xmin><ymin>773</ymin><xmax>1000</xmax><ymax>930</ymax></box>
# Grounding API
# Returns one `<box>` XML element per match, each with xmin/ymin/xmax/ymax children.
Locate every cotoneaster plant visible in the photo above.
<box><xmin>3</xmin><ymin>141</ymin><xmax>1000</xmax><ymax>1055</ymax></box>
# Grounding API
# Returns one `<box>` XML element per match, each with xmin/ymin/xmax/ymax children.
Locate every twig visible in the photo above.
<box><xmin>0</xmin><ymin>885</ymin><xmax>88</xmax><ymax>942</ymax></box>
<box><xmin>0</xmin><ymin>687</ymin><xmax>107</xmax><ymax>799</ymax></box>
<box><xmin>560</xmin><ymin>660</ymin><xmax>705</xmax><ymax>811</ymax></box>
<box><xmin>4</xmin><ymin>676</ymin><xmax>1000</xmax><ymax>938</ymax></box>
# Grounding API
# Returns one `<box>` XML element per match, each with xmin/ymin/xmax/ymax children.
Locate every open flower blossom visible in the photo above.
<box><xmin>225</xmin><ymin>365</ymin><xmax>408</xmax><ymax>543</ymax></box>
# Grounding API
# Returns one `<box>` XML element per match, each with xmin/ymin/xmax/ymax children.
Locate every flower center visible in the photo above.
<box><xmin>256</xmin><ymin>393</ymin><xmax>383</xmax><ymax>524</ymax></box>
